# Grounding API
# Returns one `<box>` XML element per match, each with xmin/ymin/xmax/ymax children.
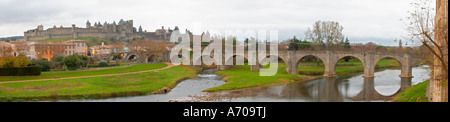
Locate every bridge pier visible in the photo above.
<box><xmin>323</xmin><ymin>51</ymin><xmax>337</xmax><ymax>77</ymax></box>
<box><xmin>286</xmin><ymin>59</ymin><xmax>298</xmax><ymax>75</ymax></box>
<box><xmin>286</xmin><ymin>51</ymin><xmax>298</xmax><ymax>74</ymax></box>
<box><xmin>400</xmin><ymin>66</ymin><xmax>413</xmax><ymax>78</ymax></box>
<box><xmin>363</xmin><ymin>53</ymin><xmax>375</xmax><ymax>78</ymax></box>
<box><xmin>250</xmin><ymin>60</ymin><xmax>261</xmax><ymax>71</ymax></box>
<box><xmin>400</xmin><ymin>54</ymin><xmax>414</xmax><ymax>78</ymax></box>
<box><xmin>323</xmin><ymin>63</ymin><xmax>337</xmax><ymax>77</ymax></box>
<box><xmin>217</xmin><ymin>65</ymin><xmax>229</xmax><ymax>70</ymax></box>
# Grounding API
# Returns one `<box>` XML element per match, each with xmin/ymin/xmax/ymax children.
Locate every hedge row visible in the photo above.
<box><xmin>88</xmin><ymin>63</ymin><xmax>120</xmax><ymax>68</ymax></box>
<box><xmin>0</xmin><ymin>67</ymin><xmax>42</xmax><ymax>76</ymax></box>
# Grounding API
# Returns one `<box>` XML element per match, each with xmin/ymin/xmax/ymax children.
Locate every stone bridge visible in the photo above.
<box><xmin>211</xmin><ymin>50</ymin><xmax>419</xmax><ymax>78</ymax></box>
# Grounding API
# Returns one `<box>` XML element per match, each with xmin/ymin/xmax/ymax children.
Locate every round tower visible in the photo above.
<box><xmin>86</xmin><ymin>20</ymin><xmax>91</xmax><ymax>28</ymax></box>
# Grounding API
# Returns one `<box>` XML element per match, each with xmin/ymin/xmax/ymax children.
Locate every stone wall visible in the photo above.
<box><xmin>428</xmin><ymin>0</ymin><xmax>448</xmax><ymax>102</ymax></box>
<box><xmin>24</xmin><ymin>20</ymin><xmax>136</xmax><ymax>42</ymax></box>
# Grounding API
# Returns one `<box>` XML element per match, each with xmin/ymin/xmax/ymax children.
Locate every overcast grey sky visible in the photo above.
<box><xmin>0</xmin><ymin>0</ymin><xmax>433</xmax><ymax>46</ymax></box>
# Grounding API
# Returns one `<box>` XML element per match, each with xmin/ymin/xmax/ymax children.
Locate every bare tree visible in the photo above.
<box><xmin>404</xmin><ymin>0</ymin><xmax>448</xmax><ymax>74</ymax></box>
<box><xmin>0</xmin><ymin>42</ymin><xmax>13</xmax><ymax>57</ymax></box>
<box><xmin>305</xmin><ymin>21</ymin><xmax>345</xmax><ymax>50</ymax></box>
<box><xmin>109</xmin><ymin>43</ymin><xmax>125</xmax><ymax>64</ymax></box>
<box><xmin>404</xmin><ymin>0</ymin><xmax>448</xmax><ymax>102</ymax></box>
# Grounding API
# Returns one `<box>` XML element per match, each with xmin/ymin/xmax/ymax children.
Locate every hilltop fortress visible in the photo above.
<box><xmin>24</xmin><ymin>19</ymin><xmax>176</xmax><ymax>42</ymax></box>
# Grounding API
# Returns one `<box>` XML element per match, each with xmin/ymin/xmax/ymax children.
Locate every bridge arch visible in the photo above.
<box><xmin>258</xmin><ymin>54</ymin><xmax>288</xmax><ymax>73</ymax></box>
<box><xmin>374</xmin><ymin>56</ymin><xmax>403</xmax><ymax>68</ymax></box>
<box><xmin>334</xmin><ymin>54</ymin><xmax>366</xmax><ymax>68</ymax></box>
<box><xmin>169</xmin><ymin>54</ymin><xmax>190</xmax><ymax>65</ymax></box>
<box><xmin>224</xmin><ymin>54</ymin><xmax>249</xmax><ymax>66</ymax></box>
<box><xmin>373</xmin><ymin>54</ymin><xmax>415</xmax><ymax>78</ymax></box>
<box><xmin>127</xmin><ymin>54</ymin><xmax>137</xmax><ymax>62</ymax></box>
<box><xmin>333</xmin><ymin>55</ymin><xmax>365</xmax><ymax>77</ymax></box>
<box><xmin>294</xmin><ymin>55</ymin><xmax>326</xmax><ymax>76</ymax></box>
<box><xmin>192</xmin><ymin>54</ymin><xmax>220</xmax><ymax>66</ymax></box>
<box><xmin>147</xmin><ymin>54</ymin><xmax>158</xmax><ymax>63</ymax></box>
<box><xmin>260</xmin><ymin>54</ymin><xmax>287</xmax><ymax>64</ymax></box>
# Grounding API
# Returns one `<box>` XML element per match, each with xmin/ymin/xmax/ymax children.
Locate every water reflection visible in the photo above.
<box><xmin>347</xmin><ymin>78</ymin><xmax>411</xmax><ymax>101</ymax></box>
<box><xmin>264</xmin><ymin>77</ymin><xmax>411</xmax><ymax>102</ymax></box>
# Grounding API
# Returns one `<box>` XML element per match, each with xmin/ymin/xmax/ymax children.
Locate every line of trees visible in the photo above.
<box><xmin>282</xmin><ymin>21</ymin><xmax>351</xmax><ymax>51</ymax></box>
<box><xmin>305</xmin><ymin>21</ymin><xmax>349</xmax><ymax>50</ymax></box>
<box><xmin>0</xmin><ymin>55</ymin><xmax>29</xmax><ymax>68</ymax></box>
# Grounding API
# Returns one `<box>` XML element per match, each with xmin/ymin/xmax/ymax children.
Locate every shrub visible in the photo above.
<box><xmin>60</xmin><ymin>54</ymin><xmax>93</xmax><ymax>70</ymax></box>
<box><xmin>0</xmin><ymin>66</ymin><xmax>41</xmax><ymax>76</ymax></box>
<box><xmin>53</xmin><ymin>56</ymin><xmax>65</xmax><ymax>62</ymax></box>
<box><xmin>14</xmin><ymin>55</ymin><xmax>29</xmax><ymax>67</ymax></box>
<box><xmin>30</xmin><ymin>58</ymin><xmax>55</xmax><ymax>71</ymax></box>
<box><xmin>98</xmin><ymin>62</ymin><xmax>108</xmax><ymax>67</ymax></box>
<box><xmin>0</xmin><ymin>56</ymin><xmax>15</xmax><ymax>68</ymax></box>
<box><xmin>62</xmin><ymin>54</ymin><xmax>82</xmax><ymax>70</ymax></box>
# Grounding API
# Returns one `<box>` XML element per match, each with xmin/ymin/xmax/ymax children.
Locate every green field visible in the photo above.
<box><xmin>0</xmin><ymin>63</ymin><xmax>168</xmax><ymax>82</ymax></box>
<box><xmin>0</xmin><ymin>65</ymin><xmax>200</xmax><ymax>102</ymax></box>
<box><xmin>205</xmin><ymin>59</ymin><xmax>401</xmax><ymax>92</ymax></box>
<box><xmin>204</xmin><ymin>63</ymin><xmax>306</xmax><ymax>92</ymax></box>
<box><xmin>392</xmin><ymin>81</ymin><xmax>429</xmax><ymax>102</ymax></box>
<box><xmin>32</xmin><ymin>37</ymin><xmax>117</xmax><ymax>47</ymax></box>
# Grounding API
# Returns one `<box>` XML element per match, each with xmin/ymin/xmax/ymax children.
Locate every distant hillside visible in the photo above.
<box><xmin>0</xmin><ymin>36</ymin><xmax>24</xmax><ymax>40</ymax></box>
<box><xmin>32</xmin><ymin>37</ymin><xmax>119</xmax><ymax>46</ymax></box>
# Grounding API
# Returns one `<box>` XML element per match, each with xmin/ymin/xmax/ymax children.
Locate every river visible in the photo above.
<box><xmin>62</xmin><ymin>66</ymin><xmax>430</xmax><ymax>102</ymax></box>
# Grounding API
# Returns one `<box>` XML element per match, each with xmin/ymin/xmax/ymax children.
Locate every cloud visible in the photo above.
<box><xmin>0</xmin><ymin>0</ymin><xmax>422</xmax><ymax>46</ymax></box>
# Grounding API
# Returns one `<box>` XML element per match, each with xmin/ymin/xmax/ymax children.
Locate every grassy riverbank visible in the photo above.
<box><xmin>0</xmin><ymin>65</ymin><xmax>200</xmax><ymax>102</ymax></box>
<box><xmin>204</xmin><ymin>63</ymin><xmax>315</xmax><ymax>92</ymax></box>
<box><xmin>0</xmin><ymin>63</ymin><xmax>168</xmax><ymax>82</ymax></box>
<box><xmin>392</xmin><ymin>81</ymin><xmax>429</xmax><ymax>102</ymax></box>
<box><xmin>205</xmin><ymin>59</ymin><xmax>401</xmax><ymax>92</ymax></box>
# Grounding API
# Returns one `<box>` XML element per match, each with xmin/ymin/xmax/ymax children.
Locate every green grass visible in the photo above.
<box><xmin>0</xmin><ymin>63</ymin><xmax>168</xmax><ymax>82</ymax></box>
<box><xmin>204</xmin><ymin>63</ymin><xmax>306</xmax><ymax>92</ymax></box>
<box><xmin>0</xmin><ymin>65</ymin><xmax>200</xmax><ymax>102</ymax></box>
<box><xmin>392</xmin><ymin>81</ymin><xmax>429</xmax><ymax>102</ymax></box>
<box><xmin>32</xmin><ymin>37</ymin><xmax>116</xmax><ymax>47</ymax></box>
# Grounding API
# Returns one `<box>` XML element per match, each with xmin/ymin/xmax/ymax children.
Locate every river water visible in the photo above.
<box><xmin>63</xmin><ymin>67</ymin><xmax>430</xmax><ymax>102</ymax></box>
